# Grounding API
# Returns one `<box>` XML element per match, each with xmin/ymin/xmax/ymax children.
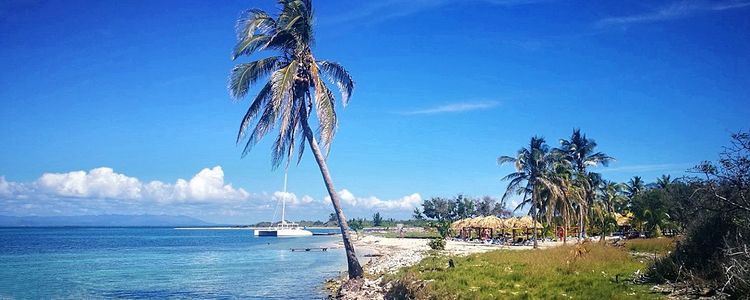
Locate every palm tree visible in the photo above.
<box><xmin>556</xmin><ymin>129</ymin><xmax>614</xmax><ymax>174</ymax></box>
<box><xmin>656</xmin><ymin>174</ymin><xmax>673</xmax><ymax>189</ymax></box>
<box><xmin>545</xmin><ymin>162</ymin><xmax>583</xmax><ymax>244</ymax></box>
<box><xmin>555</xmin><ymin>129</ymin><xmax>614</xmax><ymax>239</ymax></box>
<box><xmin>228</xmin><ymin>0</ymin><xmax>363</xmax><ymax>278</ymax></box>
<box><xmin>499</xmin><ymin>136</ymin><xmax>563</xmax><ymax>249</ymax></box>
<box><xmin>595</xmin><ymin>180</ymin><xmax>626</xmax><ymax>242</ymax></box>
<box><xmin>626</xmin><ymin>176</ymin><xmax>644</xmax><ymax>199</ymax></box>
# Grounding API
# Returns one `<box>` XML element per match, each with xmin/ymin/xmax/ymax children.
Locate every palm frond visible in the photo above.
<box><xmin>497</xmin><ymin>155</ymin><xmax>516</xmax><ymax>166</ymax></box>
<box><xmin>229</xmin><ymin>56</ymin><xmax>281</xmax><ymax>99</ymax></box>
<box><xmin>235</xmin><ymin>8</ymin><xmax>276</xmax><ymax>40</ymax></box>
<box><xmin>232</xmin><ymin>35</ymin><xmax>273</xmax><ymax>60</ymax></box>
<box><xmin>312</xmin><ymin>72</ymin><xmax>337</xmax><ymax>154</ymax></box>
<box><xmin>242</xmin><ymin>98</ymin><xmax>279</xmax><ymax>157</ymax></box>
<box><xmin>318</xmin><ymin>61</ymin><xmax>354</xmax><ymax>105</ymax></box>
<box><xmin>237</xmin><ymin>82</ymin><xmax>273</xmax><ymax>143</ymax></box>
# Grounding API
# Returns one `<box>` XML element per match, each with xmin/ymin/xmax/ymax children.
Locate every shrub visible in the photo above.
<box><xmin>428</xmin><ymin>238</ymin><xmax>446</xmax><ymax>250</ymax></box>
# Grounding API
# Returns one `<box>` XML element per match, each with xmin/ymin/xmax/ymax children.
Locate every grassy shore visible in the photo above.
<box><xmin>385</xmin><ymin>242</ymin><xmax>662</xmax><ymax>299</ymax></box>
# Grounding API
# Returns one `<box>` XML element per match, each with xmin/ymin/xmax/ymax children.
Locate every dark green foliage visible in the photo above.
<box><xmin>348</xmin><ymin>218</ymin><xmax>365</xmax><ymax>232</ymax></box>
<box><xmin>416</xmin><ymin>195</ymin><xmax>510</xmax><ymax>238</ymax></box>
<box><xmin>428</xmin><ymin>238</ymin><xmax>446</xmax><ymax>250</ymax></box>
<box><xmin>420</xmin><ymin>197</ymin><xmax>457</xmax><ymax>222</ymax></box>
<box><xmin>647</xmin><ymin>131</ymin><xmax>750</xmax><ymax>298</ymax></box>
<box><xmin>631</xmin><ymin>189</ymin><xmax>671</xmax><ymax>237</ymax></box>
<box><xmin>476</xmin><ymin>195</ymin><xmax>511</xmax><ymax>217</ymax></box>
<box><xmin>453</xmin><ymin>195</ymin><xmax>476</xmax><ymax>220</ymax></box>
<box><xmin>412</xmin><ymin>207</ymin><xmax>424</xmax><ymax>220</ymax></box>
<box><xmin>372</xmin><ymin>212</ymin><xmax>383</xmax><ymax>227</ymax></box>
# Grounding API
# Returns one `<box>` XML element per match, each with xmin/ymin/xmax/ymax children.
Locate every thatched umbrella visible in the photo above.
<box><xmin>476</xmin><ymin>216</ymin><xmax>505</xmax><ymax>239</ymax></box>
<box><xmin>451</xmin><ymin>218</ymin><xmax>472</xmax><ymax>239</ymax></box>
<box><xmin>459</xmin><ymin>217</ymin><xmax>483</xmax><ymax>239</ymax></box>
<box><xmin>615</xmin><ymin>213</ymin><xmax>634</xmax><ymax>235</ymax></box>
<box><xmin>615</xmin><ymin>213</ymin><xmax>632</xmax><ymax>227</ymax></box>
<box><xmin>451</xmin><ymin>219</ymin><xmax>467</xmax><ymax>231</ymax></box>
<box><xmin>514</xmin><ymin>216</ymin><xmax>543</xmax><ymax>241</ymax></box>
<box><xmin>477</xmin><ymin>216</ymin><xmax>504</xmax><ymax>229</ymax></box>
<box><xmin>503</xmin><ymin>217</ymin><xmax>518</xmax><ymax>229</ymax></box>
<box><xmin>501</xmin><ymin>217</ymin><xmax>520</xmax><ymax>241</ymax></box>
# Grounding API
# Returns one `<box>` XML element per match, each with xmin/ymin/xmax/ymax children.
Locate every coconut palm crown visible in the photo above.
<box><xmin>498</xmin><ymin>136</ymin><xmax>564</xmax><ymax>248</ymax></box>
<box><xmin>228</xmin><ymin>0</ymin><xmax>363</xmax><ymax>278</ymax></box>
<box><xmin>555</xmin><ymin>129</ymin><xmax>614</xmax><ymax>173</ymax></box>
<box><xmin>229</xmin><ymin>0</ymin><xmax>353</xmax><ymax>167</ymax></box>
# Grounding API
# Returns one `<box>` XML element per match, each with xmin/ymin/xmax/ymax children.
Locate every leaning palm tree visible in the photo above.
<box><xmin>499</xmin><ymin>136</ymin><xmax>563</xmax><ymax>249</ymax></box>
<box><xmin>228</xmin><ymin>0</ymin><xmax>363</xmax><ymax>278</ymax></box>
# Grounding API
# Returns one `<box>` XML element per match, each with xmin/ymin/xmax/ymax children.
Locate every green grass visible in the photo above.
<box><xmin>388</xmin><ymin>243</ymin><xmax>660</xmax><ymax>299</ymax></box>
<box><xmin>625</xmin><ymin>238</ymin><xmax>676</xmax><ymax>255</ymax></box>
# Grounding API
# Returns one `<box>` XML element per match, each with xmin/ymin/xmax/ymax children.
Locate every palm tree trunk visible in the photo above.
<box><xmin>300</xmin><ymin>117</ymin><xmax>363</xmax><ymax>279</ymax></box>
<box><xmin>532</xmin><ymin>191</ymin><xmax>538</xmax><ymax>249</ymax></box>
<box><xmin>578</xmin><ymin>205</ymin><xmax>584</xmax><ymax>241</ymax></box>
<box><xmin>532</xmin><ymin>211</ymin><xmax>538</xmax><ymax>249</ymax></box>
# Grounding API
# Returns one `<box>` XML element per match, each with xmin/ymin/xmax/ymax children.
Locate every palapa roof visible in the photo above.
<box><xmin>516</xmin><ymin>216</ymin><xmax>543</xmax><ymax>229</ymax></box>
<box><xmin>450</xmin><ymin>219</ymin><xmax>468</xmax><ymax>230</ymax></box>
<box><xmin>615</xmin><ymin>212</ymin><xmax>633</xmax><ymax>226</ymax></box>
<box><xmin>451</xmin><ymin>216</ymin><xmax>545</xmax><ymax>230</ymax></box>
<box><xmin>476</xmin><ymin>215</ymin><xmax>505</xmax><ymax>229</ymax></box>
<box><xmin>503</xmin><ymin>217</ymin><xmax>518</xmax><ymax>229</ymax></box>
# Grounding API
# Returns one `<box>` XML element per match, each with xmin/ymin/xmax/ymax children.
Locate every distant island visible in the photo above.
<box><xmin>0</xmin><ymin>214</ymin><xmax>214</xmax><ymax>227</ymax></box>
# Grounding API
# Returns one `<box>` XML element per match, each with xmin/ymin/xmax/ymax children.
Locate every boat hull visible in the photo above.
<box><xmin>254</xmin><ymin>229</ymin><xmax>313</xmax><ymax>237</ymax></box>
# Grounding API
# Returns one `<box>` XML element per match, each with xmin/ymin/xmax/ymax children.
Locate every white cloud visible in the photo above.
<box><xmin>0</xmin><ymin>176</ymin><xmax>11</xmax><ymax>196</ymax></box>
<box><xmin>271</xmin><ymin>191</ymin><xmax>317</xmax><ymax>207</ymax></box>
<box><xmin>0</xmin><ymin>169</ymin><xmax>422</xmax><ymax>222</ymax></box>
<box><xmin>37</xmin><ymin>168</ymin><xmax>142</xmax><ymax>200</ymax></box>
<box><xmin>402</xmin><ymin>101</ymin><xmax>500</xmax><ymax>115</ymax></box>
<box><xmin>326</xmin><ymin>189</ymin><xmax>423</xmax><ymax>210</ymax></box>
<box><xmin>11</xmin><ymin>166</ymin><xmax>249</xmax><ymax>204</ymax></box>
<box><xmin>0</xmin><ymin>177</ymin><xmax>11</xmax><ymax>197</ymax></box>
<box><xmin>300</xmin><ymin>195</ymin><xmax>314</xmax><ymax>204</ymax></box>
<box><xmin>596</xmin><ymin>0</ymin><xmax>750</xmax><ymax>27</ymax></box>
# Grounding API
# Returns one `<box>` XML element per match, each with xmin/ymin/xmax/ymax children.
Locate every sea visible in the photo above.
<box><xmin>0</xmin><ymin>227</ymin><xmax>347</xmax><ymax>299</ymax></box>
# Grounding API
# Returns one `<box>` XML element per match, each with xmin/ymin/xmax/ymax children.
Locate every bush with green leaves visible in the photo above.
<box><xmin>428</xmin><ymin>238</ymin><xmax>446</xmax><ymax>250</ymax></box>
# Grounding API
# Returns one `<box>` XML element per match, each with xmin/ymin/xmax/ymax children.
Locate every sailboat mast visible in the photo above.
<box><xmin>281</xmin><ymin>171</ymin><xmax>287</xmax><ymax>224</ymax></box>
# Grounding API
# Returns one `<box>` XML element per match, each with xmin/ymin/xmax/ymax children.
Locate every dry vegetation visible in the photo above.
<box><xmin>625</xmin><ymin>238</ymin><xmax>676</xmax><ymax>255</ymax></box>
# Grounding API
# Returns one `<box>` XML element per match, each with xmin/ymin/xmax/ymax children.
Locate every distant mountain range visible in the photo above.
<box><xmin>0</xmin><ymin>214</ymin><xmax>214</xmax><ymax>227</ymax></box>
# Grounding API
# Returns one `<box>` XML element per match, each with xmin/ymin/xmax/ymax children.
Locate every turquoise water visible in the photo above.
<box><xmin>0</xmin><ymin>227</ymin><xmax>346</xmax><ymax>299</ymax></box>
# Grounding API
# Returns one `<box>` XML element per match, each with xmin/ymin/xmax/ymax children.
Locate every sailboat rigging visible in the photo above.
<box><xmin>254</xmin><ymin>172</ymin><xmax>313</xmax><ymax>237</ymax></box>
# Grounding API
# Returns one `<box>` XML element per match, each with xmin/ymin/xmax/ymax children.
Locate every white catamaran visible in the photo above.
<box><xmin>254</xmin><ymin>172</ymin><xmax>313</xmax><ymax>237</ymax></box>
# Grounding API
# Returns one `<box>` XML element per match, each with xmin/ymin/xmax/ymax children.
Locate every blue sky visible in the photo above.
<box><xmin>1</xmin><ymin>0</ymin><xmax>749</xmax><ymax>224</ymax></box>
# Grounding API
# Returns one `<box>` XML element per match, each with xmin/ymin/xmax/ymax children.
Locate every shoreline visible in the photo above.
<box><xmin>328</xmin><ymin>234</ymin><xmax>565</xmax><ymax>299</ymax></box>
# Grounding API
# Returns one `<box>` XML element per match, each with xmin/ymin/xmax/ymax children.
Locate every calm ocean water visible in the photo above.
<box><xmin>0</xmin><ymin>227</ymin><xmax>346</xmax><ymax>299</ymax></box>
